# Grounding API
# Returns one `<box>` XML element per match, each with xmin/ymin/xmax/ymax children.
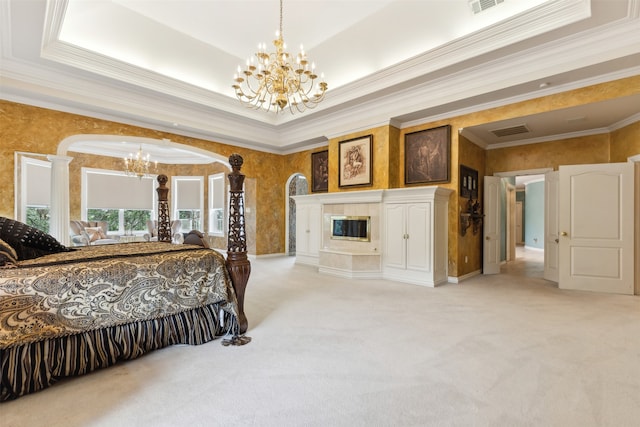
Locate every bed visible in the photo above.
<box><xmin>0</xmin><ymin>154</ymin><xmax>250</xmax><ymax>401</ymax></box>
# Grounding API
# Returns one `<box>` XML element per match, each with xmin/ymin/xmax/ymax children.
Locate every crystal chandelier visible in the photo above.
<box><xmin>123</xmin><ymin>146</ymin><xmax>156</xmax><ymax>179</ymax></box>
<box><xmin>232</xmin><ymin>0</ymin><xmax>328</xmax><ymax>114</ymax></box>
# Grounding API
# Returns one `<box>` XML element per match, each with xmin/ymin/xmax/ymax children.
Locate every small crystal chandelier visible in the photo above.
<box><xmin>232</xmin><ymin>0</ymin><xmax>328</xmax><ymax>114</ymax></box>
<box><xmin>123</xmin><ymin>146</ymin><xmax>156</xmax><ymax>179</ymax></box>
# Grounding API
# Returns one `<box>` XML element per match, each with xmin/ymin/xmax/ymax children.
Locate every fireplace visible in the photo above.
<box><xmin>330</xmin><ymin>216</ymin><xmax>370</xmax><ymax>242</ymax></box>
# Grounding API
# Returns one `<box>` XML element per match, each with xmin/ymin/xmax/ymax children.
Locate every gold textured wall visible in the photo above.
<box><xmin>611</xmin><ymin>121</ymin><xmax>640</xmax><ymax>162</ymax></box>
<box><xmin>326</xmin><ymin>126</ymin><xmax>392</xmax><ymax>192</ymax></box>
<box><xmin>2</xmin><ymin>75</ymin><xmax>639</xmax><ymax>271</ymax></box>
<box><xmin>0</xmin><ymin>100</ymin><xmax>283</xmax><ymax>255</ymax></box>
<box><xmin>485</xmin><ymin>133</ymin><xmax>611</xmax><ymax>175</ymax></box>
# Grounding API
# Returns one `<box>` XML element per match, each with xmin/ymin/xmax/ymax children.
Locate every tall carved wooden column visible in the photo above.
<box><xmin>156</xmin><ymin>174</ymin><xmax>172</xmax><ymax>242</ymax></box>
<box><xmin>226</xmin><ymin>154</ymin><xmax>250</xmax><ymax>334</ymax></box>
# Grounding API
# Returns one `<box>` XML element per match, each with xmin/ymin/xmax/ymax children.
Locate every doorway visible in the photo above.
<box><xmin>491</xmin><ymin>170</ymin><xmax>550</xmax><ymax>279</ymax></box>
<box><xmin>285</xmin><ymin>173</ymin><xmax>308</xmax><ymax>255</ymax></box>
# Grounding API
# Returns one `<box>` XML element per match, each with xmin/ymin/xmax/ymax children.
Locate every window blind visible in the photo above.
<box><xmin>211</xmin><ymin>174</ymin><xmax>224</xmax><ymax>209</ymax></box>
<box><xmin>24</xmin><ymin>159</ymin><xmax>51</xmax><ymax>206</ymax></box>
<box><xmin>175</xmin><ymin>178</ymin><xmax>202</xmax><ymax>209</ymax></box>
<box><xmin>86</xmin><ymin>171</ymin><xmax>154</xmax><ymax>209</ymax></box>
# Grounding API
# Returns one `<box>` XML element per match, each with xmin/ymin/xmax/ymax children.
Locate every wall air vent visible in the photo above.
<box><xmin>469</xmin><ymin>0</ymin><xmax>505</xmax><ymax>14</ymax></box>
<box><xmin>491</xmin><ymin>124</ymin><xmax>530</xmax><ymax>138</ymax></box>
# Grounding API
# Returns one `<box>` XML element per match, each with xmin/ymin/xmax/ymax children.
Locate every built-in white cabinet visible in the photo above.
<box><xmin>382</xmin><ymin>187</ymin><xmax>452</xmax><ymax>287</ymax></box>
<box><xmin>292</xmin><ymin>196</ymin><xmax>322</xmax><ymax>266</ymax></box>
<box><xmin>291</xmin><ymin>187</ymin><xmax>451</xmax><ymax>286</ymax></box>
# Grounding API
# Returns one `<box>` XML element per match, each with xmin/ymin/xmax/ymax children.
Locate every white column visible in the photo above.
<box><xmin>47</xmin><ymin>155</ymin><xmax>73</xmax><ymax>245</ymax></box>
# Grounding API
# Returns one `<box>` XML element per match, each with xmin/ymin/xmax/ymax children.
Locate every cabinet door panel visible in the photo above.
<box><xmin>308</xmin><ymin>204</ymin><xmax>322</xmax><ymax>256</ymax></box>
<box><xmin>295</xmin><ymin>205</ymin><xmax>309</xmax><ymax>254</ymax></box>
<box><xmin>406</xmin><ymin>203</ymin><xmax>431</xmax><ymax>272</ymax></box>
<box><xmin>384</xmin><ymin>204</ymin><xmax>406</xmax><ymax>268</ymax></box>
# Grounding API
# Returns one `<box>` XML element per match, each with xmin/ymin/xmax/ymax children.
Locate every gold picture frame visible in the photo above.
<box><xmin>338</xmin><ymin>135</ymin><xmax>373</xmax><ymax>188</ymax></box>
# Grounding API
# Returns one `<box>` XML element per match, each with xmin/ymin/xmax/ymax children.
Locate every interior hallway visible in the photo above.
<box><xmin>503</xmin><ymin>245</ymin><xmax>545</xmax><ymax>279</ymax></box>
<box><xmin>3</xmin><ymin>254</ymin><xmax>639</xmax><ymax>427</ymax></box>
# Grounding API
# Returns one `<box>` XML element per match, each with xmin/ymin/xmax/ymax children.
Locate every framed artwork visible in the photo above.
<box><xmin>338</xmin><ymin>135</ymin><xmax>373</xmax><ymax>188</ymax></box>
<box><xmin>404</xmin><ymin>125</ymin><xmax>451</xmax><ymax>185</ymax></box>
<box><xmin>311</xmin><ymin>150</ymin><xmax>328</xmax><ymax>192</ymax></box>
<box><xmin>459</xmin><ymin>164</ymin><xmax>478</xmax><ymax>199</ymax></box>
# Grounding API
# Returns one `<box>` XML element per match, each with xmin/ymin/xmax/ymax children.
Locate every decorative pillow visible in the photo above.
<box><xmin>0</xmin><ymin>216</ymin><xmax>72</xmax><ymax>260</ymax></box>
<box><xmin>84</xmin><ymin>226</ymin><xmax>107</xmax><ymax>242</ymax></box>
<box><xmin>0</xmin><ymin>237</ymin><xmax>18</xmax><ymax>267</ymax></box>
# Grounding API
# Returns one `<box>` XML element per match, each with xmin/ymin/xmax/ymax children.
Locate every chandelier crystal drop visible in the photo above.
<box><xmin>232</xmin><ymin>0</ymin><xmax>328</xmax><ymax>114</ymax></box>
<box><xmin>123</xmin><ymin>146</ymin><xmax>156</xmax><ymax>179</ymax></box>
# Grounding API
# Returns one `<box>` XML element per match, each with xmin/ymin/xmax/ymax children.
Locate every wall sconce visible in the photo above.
<box><xmin>460</xmin><ymin>198</ymin><xmax>483</xmax><ymax>236</ymax></box>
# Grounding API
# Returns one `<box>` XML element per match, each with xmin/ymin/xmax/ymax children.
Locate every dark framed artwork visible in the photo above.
<box><xmin>404</xmin><ymin>125</ymin><xmax>451</xmax><ymax>185</ymax></box>
<box><xmin>339</xmin><ymin>135</ymin><xmax>373</xmax><ymax>188</ymax></box>
<box><xmin>459</xmin><ymin>164</ymin><xmax>478</xmax><ymax>199</ymax></box>
<box><xmin>311</xmin><ymin>150</ymin><xmax>328</xmax><ymax>192</ymax></box>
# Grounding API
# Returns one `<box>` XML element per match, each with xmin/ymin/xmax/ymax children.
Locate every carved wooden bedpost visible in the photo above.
<box><xmin>156</xmin><ymin>174</ymin><xmax>172</xmax><ymax>242</ymax></box>
<box><xmin>226</xmin><ymin>154</ymin><xmax>250</xmax><ymax>334</ymax></box>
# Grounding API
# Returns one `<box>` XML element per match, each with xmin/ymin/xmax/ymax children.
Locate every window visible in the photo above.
<box><xmin>172</xmin><ymin>176</ymin><xmax>204</xmax><ymax>232</ymax></box>
<box><xmin>209</xmin><ymin>173</ymin><xmax>225</xmax><ymax>235</ymax></box>
<box><xmin>83</xmin><ymin>168</ymin><xmax>156</xmax><ymax>234</ymax></box>
<box><xmin>87</xmin><ymin>209</ymin><xmax>151</xmax><ymax>234</ymax></box>
<box><xmin>21</xmin><ymin>156</ymin><xmax>51</xmax><ymax>233</ymax></box>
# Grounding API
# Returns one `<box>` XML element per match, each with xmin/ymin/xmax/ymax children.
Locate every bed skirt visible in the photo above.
<box><xmin>0</xmin><ymin>302</ymin><xmax>238</xmax><ymax>401</ymax></box>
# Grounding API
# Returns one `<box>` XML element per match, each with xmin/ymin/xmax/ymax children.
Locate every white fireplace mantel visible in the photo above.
<box><xmin>294</xmin><ymin>189</ymin><xmax>384</xmax><ymax>205</ymax></box>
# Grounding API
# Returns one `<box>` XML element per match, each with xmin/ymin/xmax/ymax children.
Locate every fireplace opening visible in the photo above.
<box><xmin>331</xmin><ymin>216</ymin><xmax>370</xmax><ymax>242</ymax></box>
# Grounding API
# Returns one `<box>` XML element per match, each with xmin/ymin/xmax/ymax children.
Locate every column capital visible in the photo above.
<box><xmin>46</xmin><ymin>154</ymin><xmax>74</xmax><ymax>164</ymax></box>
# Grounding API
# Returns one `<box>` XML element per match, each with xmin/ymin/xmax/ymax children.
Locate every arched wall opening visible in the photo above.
<box><xmin>285</xmin><ymin>173</ymin><xmax>309</xmax><ymax>255</ymax></box>
<box><xmin>40</xmin><ymin>134</ymin><xmax>235</xmax><ymax>245</ymax></box>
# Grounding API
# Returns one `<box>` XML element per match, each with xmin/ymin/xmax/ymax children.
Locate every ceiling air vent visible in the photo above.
<box><xmin>490</xmin><ymin>124</ymin><xmax>530</xmax><ymax>138</ymax></box>
<box><xmin>469</xmin><ymin>0</ymin><xmax>505</xmax><ymax>14</ymax></box>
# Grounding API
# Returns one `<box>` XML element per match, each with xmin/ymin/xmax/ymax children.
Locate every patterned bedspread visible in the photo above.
<box><xmin>0</xmin><ymin>242</ymin><xmax>238</xmax><ymax>349</ymax></box>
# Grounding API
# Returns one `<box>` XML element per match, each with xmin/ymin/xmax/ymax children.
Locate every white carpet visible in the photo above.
<box><xmin>3</xmin><ymin>248</ymin><xmax>640</xmax><ymax>426</ymax></box>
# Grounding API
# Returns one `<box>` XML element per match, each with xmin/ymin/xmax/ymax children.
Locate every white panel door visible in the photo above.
<box><xmin>406</xmin><ymin>203</ymin><xmax>431</xmax><ymax>272</ymax></box>
<box><xmin>483</xmin><ymin>176</ymin><xmax>502</xmax><ymax>274</ymax></box>
<box><xmin>307</xmin><ymin>204</ymin><xmax>322</xmax><ymax>257</ymax></box>
<box><xmin>295</xmin><ymin>204</ymin><xmax>311</xmax><ymax>254</ymax></box>
<box><xmin>384</xmin><ymin>204</ymin><xmax>407</xmax><ymax>269</ymax></box>
<box><xmin>544</xmin><ymin>171</ymin><xmax>560</xmax><ymax>282</ymax></box>
<box><xmin>559</xmin><ymin>163</ymin><xmax>634</xmax><ymax>294</ymax></box>
<box><xmin>295</xmin><ymin>204</ymin><xmax>321</xmax><ymax>256</ymax></box>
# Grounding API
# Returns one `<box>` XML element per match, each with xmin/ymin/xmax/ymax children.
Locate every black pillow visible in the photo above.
<box><xmin>0</xmin><ymin>217</ymin><xmax>72</xmax><ymax>261</ymax></box>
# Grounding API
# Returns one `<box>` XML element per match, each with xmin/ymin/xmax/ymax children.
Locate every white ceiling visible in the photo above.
<box><xmin>1</xmin><ymin>0</ymin><xmax>639</xmax><ymax>160</ymax></box>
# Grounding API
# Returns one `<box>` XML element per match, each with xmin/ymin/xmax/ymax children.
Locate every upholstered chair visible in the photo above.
<box><xmin>143</xmin><ymin>220</ymin><xmax>182</xmax><ymax>242</ymax></box>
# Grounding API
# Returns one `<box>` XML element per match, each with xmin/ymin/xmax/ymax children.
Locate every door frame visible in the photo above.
<box><xmin>493</xmin><ymin>168</ymin><xmax>553</xmax><ymax>271</ymax></box>
<box><xmin>627</xmin><ymin>154</ymin><xmax>640</xmax><ymax>295</ymax></box>
<box><xmin>506</xmin><ymin>183</ymin><xmax>516</xmax><ymax>262</ymax></box>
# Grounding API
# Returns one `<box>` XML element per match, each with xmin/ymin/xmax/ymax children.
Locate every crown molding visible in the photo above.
<box><xmin>486</xmin><ymin>128</ymin><xmax>611</xmax><ymax>150</ymax></box>
<box><xmin>38</xmin><ymin>0</ymin><xmax>590</xmax><ymax>128</ymax></box>
<box><xmin>2</xmin><ymin>0</ymin><xmax>638</xmax><ymax>154</ymax></box>
<box><xmin>610</xmin><ymin>112</ymin><xmax>640</xmax><ymax>131</ymax></box>
<box><xmin>324</xmin><ymin>0</ymin><xmax>591</xmax><ymax>108</ymax></box>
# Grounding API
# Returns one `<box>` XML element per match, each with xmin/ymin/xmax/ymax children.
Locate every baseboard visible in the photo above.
<box><xmin>448</xmin><ymin>269</ymin><xmax>481</xmax><ymax>283</ymax></box>
<box><xmin>254</xmin><ymin>252</ymin><xmax>286</xmax><ymax>259</ymax></box>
